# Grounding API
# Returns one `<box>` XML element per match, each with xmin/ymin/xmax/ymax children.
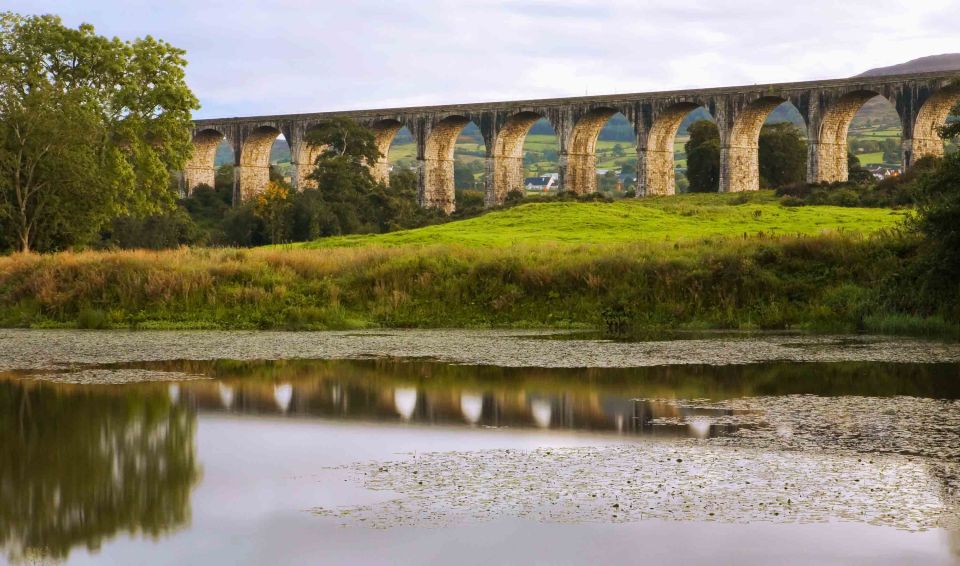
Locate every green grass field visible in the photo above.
<box><xmin>299</xmin><ymin>191</ymin><xmax>907</xmax><ymax>249</ymax></box>
<box><xmin>1</xmin><ymin>192</ymin><xmax>941</xmax><ymax>334</ymax></box>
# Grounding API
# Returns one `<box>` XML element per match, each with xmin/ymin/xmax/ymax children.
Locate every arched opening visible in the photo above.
<box><xmin>387</xmin><ymin>126</ymin><xmax>416</xmax><ymax>171</ymax></box>
<box><xmin>567</xmin><ymin>109</ymin><xmax>635</xmax><ymax>195</ymax></box>
<box><xmin>212</xmin><ymin>138</ymin><xmax>237</xmax><ymax>204</ymax></box>
<box><xmin>270</xmin><ymin>134</ymin><xmax>293</xmax><ymax>186</ymax></box>
<box><xmin>817</xmin><ymin>91</ymin><xmax>902</xmax><ymax>183</ymax></box>
<box><xmin>184</xmin><ymin>129</ymin><xmax>226</xmax><ymax>195</ymax></box>
<box><xmin>724</xmin><ymin>96</ymin><xmax>794</xmax><ymax>192</ymax></box>
<box><xmin>423</xmin><ymin>116</ymin><xmax>485</xmax><ymax>213</ymax></box>
<box><xmin>596</xmin><ymin>112</ymin><xmax>636</xmax><ymax>197</ymax></box>
<box><xmin>912</xmin><ymin>85</ymin><xmax>960</xmax><ymax>163</ymax></box>
<box><xmin>492</xmin><ymin>112</ymin><xmax>553</xmax><ymax>205</ymax></box>
<box><xmin>646</xmin><ymin>104</ymin><xmax>712</xmax><ymax>195</ymax></box>
<box><xmin>758</xmin><ymin>102</ymin><xmax>807</xmax><ymax>189</ymax></box>
<box><xmin>371</xmin><ymin>119</ymin><xmax>404</xmax><ymax>185</ymax></box>
<box><xmin>520</xmin><ymin>118</ymin><xmax>560</xmax><ymax>198</ymax></box>
<box><xmin>454</xmin><ymin>121</ymin><xmax>487</xmax><ymax>210</ymax></box>
<box><xmin>239</xmin><ymin>126</ymin><xmax>282</xmax><ymax>202</ymax></box>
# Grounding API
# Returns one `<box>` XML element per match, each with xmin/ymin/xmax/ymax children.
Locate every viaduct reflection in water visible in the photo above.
<box><xmin>0</xmin><ymin>382</ymin><xmax>201</xmax><ymax>564</ymax></box>
<box><xmin>139</xmin><ymin>358</ymin><xmax>960</xmax><ymax>438</ymax></box>
<box><xmin>0</xmin><ymin>358</ymin><xmax>958</xmax><ymax>562</ymax></box>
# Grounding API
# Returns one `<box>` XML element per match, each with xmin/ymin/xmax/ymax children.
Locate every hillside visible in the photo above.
<box><xmin>857</xmin><ymin>53</ymin><xmax>960</xmax><ymax>77</ymax></box>
<box><xmin>299</xmin><ymin>192</ymin><xmax>906</xmax><ymax>249</ymax></box>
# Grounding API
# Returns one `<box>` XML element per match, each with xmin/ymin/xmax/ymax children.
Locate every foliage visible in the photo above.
<box><xmin>454</xmin><ymin>161</ymin><xmax>477</xmax><ymax>190</ymax></box>
<box><xmin>889</xmin><ymin>152</ymin><xmax>960</xmax><ymax>319</ymax></box>
<box><xmin>937</xmin><ymin>100</ymin><xmax>960</xmax><ymax>141</ymax></box>
<box><xmin>758</xmin><ymin>123</ymin><xmax>807</xmax><ymax>188</ymax></box>
<box><xmin>0</xmin><ymin>383</ymin><xmax>199</xmax><ymax>563</ymax></box>
<box><xmin>0</xmin><ymin>13</ymin><xmax>198</xmax><ymax>252</ymax></box>
<box><xmin>103</xmin><ymin>207</ymin><xmax>203</xmax><ymax>249</ymax></box>
<box><xmin>0</xmin><ymin>230</ymin><xmax>940</xmax><ymax>334</ymax></box>
<box><xmin>848</xmin><ymin>154</ymin><xmax>876</xmax><ymax>184</ymax></box>
<box><xmin>256</xmin><ymin>181</ymin><xmax>292</xmax><ymax>244</ymax></box>
<box><xmin>685</xmin><ymin>121</ymin><xmax>720</xmax><ymax>192</ymax></box>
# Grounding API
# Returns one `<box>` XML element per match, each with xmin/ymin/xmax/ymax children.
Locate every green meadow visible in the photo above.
<box><xmin>298</xmin><ymin>191</ymin><xmax>906</xmax><ymax>249</ymax></box>
<box><xmin>0</xmin><ymin>192</ymin><xmax>937</xmax><ymax>333</ymax></box>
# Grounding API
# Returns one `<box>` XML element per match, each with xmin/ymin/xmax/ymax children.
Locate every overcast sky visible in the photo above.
<box><xmin>8</xmin><ymin>0</ymin><xmax>960</xmax><ymax>118</ymax></box>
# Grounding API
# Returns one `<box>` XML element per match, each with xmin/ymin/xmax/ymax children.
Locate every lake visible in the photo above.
<box><xmin>1</xmin><ymin>329</ymin><xmax>958</xmax><ymax>565</ymax></box>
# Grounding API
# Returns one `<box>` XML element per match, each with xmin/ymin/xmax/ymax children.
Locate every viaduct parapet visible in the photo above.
<box><xmin>185</xmin><ymin>71</ymin><xmax>960</xmax><ymax>211</ymax></box>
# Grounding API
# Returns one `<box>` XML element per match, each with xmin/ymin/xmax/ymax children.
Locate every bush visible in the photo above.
<box><xmin>76</xmin><ymin>308</ymin><xmax>110</xmax><ymax>330</ymax></box>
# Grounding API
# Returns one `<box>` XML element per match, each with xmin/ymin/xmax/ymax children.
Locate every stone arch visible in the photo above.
<box><xmin>371</xmin><ymin>119</ymin><xmax>405</xmax><ymax>185</ymax></box>
<box><xmin>912</xmin><ymin>84</ymin><xmax>960</xmax><ymax>162</ymax></box>
<box><xmin>813</xmin><ymin>90</ymin><xmax>896</xmax><ymax>183</ymax></box>
<box><xmin>423</xmin><ymin>115</ymin><xmax>475</xmax><ymax>213</ymax></box>
<box><xmin>491</xmin><ymin>111</ymin><xmax>546</xmax><ymax>205</ymax></box>
<box><xmin>644</xmin><ymin>102</ymin><xmax>705</xmax><ymax>196</ymax></box>
<box><xmin>567</xmin><ymin>108</ymin><xmax>631</xmax><ymax>195</ymax></box>
<box><xmin>239</xmin><ymin>126</ymin><xmax>281</xmax><ymax>202</ymax></box>
<box><xmin>293</xmin><ymin>125</ymin><xmax>326</xmax><ymax>190</ymax></box>
<box><xmin>723</xmin><ymin>96</ymin><xmax>790</xmax><ymax>192</ymax></box>
<box><xmin>184</xmin><ymin>129</ymin><xmax>227</xmax><ymax>194</ymax></box>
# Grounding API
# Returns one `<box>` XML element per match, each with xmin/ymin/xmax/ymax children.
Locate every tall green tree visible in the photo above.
<box><xmin>685</xmin><ymin>120</ymin><xmax>720</xmax><ymax>192</ymax></box>
<box><xmin>0</xmin><ymin>13</ymin><xmax>198</xmax><ymax>252</ymax></box>
<box><xmin>301</xmin><ymin>118</ymin><xmax>382</xmax><ymax>236</ymax></box>
<box><xmin>758</xmin><ymin>123</ymin><xmax>807</xmax><ymax>188</ymax></box>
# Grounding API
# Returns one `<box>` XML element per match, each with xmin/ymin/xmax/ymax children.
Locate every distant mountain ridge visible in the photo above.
<box><xmin>856</xmin><ymin>54</ymin><xmax>960</xmax><ymax>77</ymax></box>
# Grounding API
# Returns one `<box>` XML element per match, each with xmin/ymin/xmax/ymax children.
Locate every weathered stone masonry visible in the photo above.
<box><xmin>185</xmin><ymin>71</ymin><xmax>960</xmax><ymax>211</ymax></box>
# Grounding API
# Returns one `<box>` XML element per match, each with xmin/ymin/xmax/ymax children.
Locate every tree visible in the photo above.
<box><xmin>256</xmin><ymin>181</ymin><xmax>292</xmax><ymax>244</ymax></box>
<box><xmin>0</xmin><ymin>13</ymin><xmax>198</xmax><ymax>252</ymax></box>
<box><xmin>847</xmin><ymin>154</ymin><xmax>875</xmax><ymax>184</ymax></box>
<box><xmin>881</xmin><ymin>138</ymin><xmax>902</xmax><ymax>164</ymax></box>
<box><xmin>454</xmin><ymin>161</ymin><xmax>476</xmax><ymax>190</ymax></box>
<box><xmin>939</xmin><ymin>100</ymin><xmax>960</xmax><ymax>141</ymax></box>
<box><xmin>105</xmin><ymin>207</ymin><xmax>202</xmax><ymax>249</ymax></box>
<box><xmin>0</xmin><ymin>383</ymin><xmax>199</xmax><ymax>563</ymax></box>
<box><xmin>301</xmin><ymin>118</ymin><xmax>382</xmax><ymax>236</ymax></box>
<box><xmin>598</xmin><ymin>170</ymin><xmax>618</xmax><ymax>193</ymax></box>
<box><xmin>758</xmin><ymin>123</ymin><xmax>807</xmax><ymax>188</ymax></box>
<box><xmin>902</xmin><ymin>152</ymin><xmax>960</xmax><ymax>314</ymax></box>
<box><xmin>685</xmin><ymin>120</ymin><xmax>720</xmax><ymax>192</ymax></box>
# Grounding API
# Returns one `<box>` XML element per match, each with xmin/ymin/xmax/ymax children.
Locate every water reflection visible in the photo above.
<box><xmin>0</xmin><ymin>357</ymin><xmax>958</xmax><ymax>563</ymax></box>
<box><xmin>89</xmin><ymin>358</ymin><xmax>960</xmax><ymax>439</ymax></box>
<box><xmin>0</xmin><ymin>382</ymin><xmax>200</xmax><ymax>564</ymax></box>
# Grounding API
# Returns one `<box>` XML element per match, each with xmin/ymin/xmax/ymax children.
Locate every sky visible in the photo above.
<box><xmin>7</xmin><ymin>0</ymin><xmax>960</xmax><ymax>118</ymax></box>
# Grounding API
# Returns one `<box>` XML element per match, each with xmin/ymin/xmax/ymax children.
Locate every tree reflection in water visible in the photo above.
<box><xmin>0</xmin><ymin>382</ymin><xmax>200</xmax><ymax>564</ymax></box>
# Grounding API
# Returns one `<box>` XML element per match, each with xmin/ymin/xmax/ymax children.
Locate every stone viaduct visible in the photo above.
<box><xmin>186</xmin><ymin>71</ymin><xmax>960</xmax><ymax>212</ymax></box>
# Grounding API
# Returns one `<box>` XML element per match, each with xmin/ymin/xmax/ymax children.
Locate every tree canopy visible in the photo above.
<box><xmin>758</xmin><ymin>123</ymin><xmax>807</xmax><ymax>188</ymax></box>
<box><xmin>0</xmin><ymin>12</ymin><xmax>198</xmax><ymax>252</ymax></box>
<box><xmin>685</xmin><ymin>120</ymin><xmax>720</xmax><ymax>192</ymax></box>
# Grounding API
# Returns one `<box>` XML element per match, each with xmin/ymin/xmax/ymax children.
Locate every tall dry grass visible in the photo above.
<box><xmin>0</xmin><ymin>233</ymin><xmax>940</xmax><ymax>333</ymax></box>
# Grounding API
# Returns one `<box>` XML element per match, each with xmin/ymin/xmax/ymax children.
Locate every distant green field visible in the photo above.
<box><xmin>855</xmin><ymin>152</ymin><xmax>885</xmax><ymax>165</ymax></box>
<box><xmin>299</xmin><ymin>191</ymin><xmax>906</xmax><ymax>249</ymax></box>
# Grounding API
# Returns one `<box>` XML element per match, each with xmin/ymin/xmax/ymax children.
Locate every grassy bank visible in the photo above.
<box><xmin>0</xmin><ymin>232</ymin><xmax>946</xmax><ymax>334</ymax></box>
<box><xmin>300</xmin><ymin>192</ymin><xmax>906</xmax><ymax>248</ymax></box>
<box><xmin>1</xmin><ymin>193</ymin><xmax>949</xmax><ymax>335</ymax></box>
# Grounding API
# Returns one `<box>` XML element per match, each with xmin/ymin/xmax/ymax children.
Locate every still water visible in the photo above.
<box><xmin>1</xmin><ymin>330</ymin><xmax>959</xmax><ymax>565</ymax></box>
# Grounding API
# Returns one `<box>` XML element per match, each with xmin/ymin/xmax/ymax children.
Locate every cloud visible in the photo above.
<box><xmin>7</xmin><ymin>0</ymin><xmax>960</xmax><ymax>117</ymax></box>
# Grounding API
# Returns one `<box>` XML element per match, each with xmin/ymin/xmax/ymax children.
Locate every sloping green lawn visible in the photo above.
<box><xmin>298</xmin><ymin>191</ymin><xmax>908</xmax><ymax>249</ymax></box>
